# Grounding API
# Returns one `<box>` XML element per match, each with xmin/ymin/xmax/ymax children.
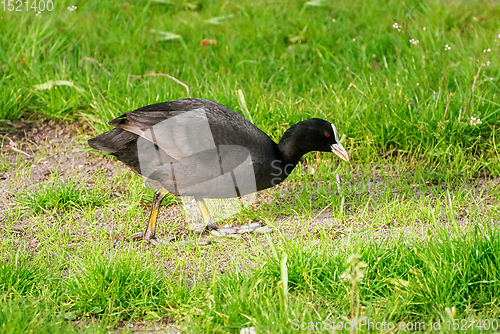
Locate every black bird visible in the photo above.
<box><xmin>88</xmin><ymin>98</ymin><xmax>349</xmax><ymax>244</ymax></box>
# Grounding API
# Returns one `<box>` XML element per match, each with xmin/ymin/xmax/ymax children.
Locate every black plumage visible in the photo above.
<box><xmin>89</xmin><ymin>98</ymin><xmax>349</xmax><ymax>241</ymax></box>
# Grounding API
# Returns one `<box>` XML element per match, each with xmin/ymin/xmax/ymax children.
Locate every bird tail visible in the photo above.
<box><xmin>88</xmin><ymin>128</ymin><xmax>138</xmax><ymax>154</ymax></box>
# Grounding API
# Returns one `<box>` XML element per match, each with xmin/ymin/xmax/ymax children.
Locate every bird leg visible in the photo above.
<box><xmin>129</xmin><ymin>188</ymin><xmax>169</xmax><ymax>245</ymax></box>
<box><xmin>188</xmin><ymin>198</ymin><xmax>218</xmax><ymax>234</ymax></box>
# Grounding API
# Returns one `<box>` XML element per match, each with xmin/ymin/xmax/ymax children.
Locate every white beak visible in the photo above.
<box><xmin>331</xmin><ymin>143</ymin><xmax>349</xmax><ymax>162</ymax></box>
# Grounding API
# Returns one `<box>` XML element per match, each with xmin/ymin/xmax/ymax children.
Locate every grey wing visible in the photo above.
<box><xmin>110</xmin><ymin>100</ymin><xmax>221</xmax><ymax>163</ymax></box>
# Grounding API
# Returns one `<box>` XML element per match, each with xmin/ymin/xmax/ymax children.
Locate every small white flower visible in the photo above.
<box><xmin>409</xmin><ymin>38</ymin><xmax>419</xmax><ymax>45</ymax></box>
<box><xmin>35</xmin><ymin>11</ymin><xmax>41</xmax><ymax>17</ymax></box>
<box><xmin>332</xmin><ymin>18</ymin><xmax>336</xmax><ymax>22</ymax></box>
<box><xmin>444</xmin><ymin>44</ymin><xmax>451</xmax><ymax>51</ymax></box>
<box><xmin>498</xmin><ymin>34</ymin><xmax>500</xmax><ymax>39</ymax></box>
<box><xmin>392</xmin><ymin>23</ymin><xmax>399</xmax><ymax>29</ymax></box>
<box><xmin>423</xmin><ymin>27</ymin><xmax>426</xmax><ymax>31</ymax></box>
<box><xmin>67</xmin><ymin>5</ymin><xmax>77</xmax><ymax>11</ymax></box>
<box><xmin>416</xmin><ymin>83</ymin><xmax>420</xmax><ymax>86</ymax></box>
<box><xmin>470</xmin><ymin>116</ymin><xmax>482</xmax><ymax>126</ymax></box>
<box><xmin>483</xmin><ymin>48</ymin><xmax>491</xmax><ymax>53</ymax></box>
<box><xmin>486</xmin><ymin>61</ymin><xmax>491</xmax><ymax>66</ymax></box>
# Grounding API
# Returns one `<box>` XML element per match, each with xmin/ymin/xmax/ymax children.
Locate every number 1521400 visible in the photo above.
<box><xmin>2</xmin><ymin>0</ymin><xmax>54</xmax><ymax>11</ymax></box>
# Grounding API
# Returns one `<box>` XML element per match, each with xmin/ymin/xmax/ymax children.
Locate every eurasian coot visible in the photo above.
<box><xmin>88</xmin><ymin>98</ymin><xmax>349</xmax><ymax>243</ymax></box>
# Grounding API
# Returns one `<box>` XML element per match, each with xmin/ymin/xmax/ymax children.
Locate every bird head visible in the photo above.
<box><xmin>278</xmin><ymin>118</ymin><xmax>349</xmax><ymax>163</ymax></box>
<box><xmin>300</xmin><ymin>119</ymin><xmax>349</xmax><ymax>162</ymax></box>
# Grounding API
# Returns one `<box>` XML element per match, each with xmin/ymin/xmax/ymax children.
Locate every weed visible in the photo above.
<box><xmin>16</xmin><ymin>179</ymin><xmax>109</xmax><ymax>214</ymax></box>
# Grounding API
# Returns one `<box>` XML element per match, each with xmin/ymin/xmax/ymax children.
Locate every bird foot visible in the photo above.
<box><xmin>127</xmin><ymin>232</ymin><xmax>176</xmax><ymax>246</ymax></box>
<box><xmin>187</xmin><ymin>222</ymin><xmax>219</xmax><ymax>234</ymax></box>
<box><xmin>207</xmin><ymin>222</ymin><xmax>219</xmax><ymax>231</ymax></box>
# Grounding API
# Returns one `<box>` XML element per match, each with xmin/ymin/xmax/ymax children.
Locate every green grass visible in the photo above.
<box><xmin>203</xmin><ymin>223</ymin><xmax>500</xmax><ymax>332</ymax></box>
<box><xmin>2</xmin><ymin>0</ymin><xmax>500</xmax><ymax>166</ymax></box>
<box><xmin>1</xmin><ymin>215</ymin><xmax>499</xmax><ymax>332</ymax></box>
<box><xmin>2</xmin><ymin>0</ymin><xmax>500</xmax><ymax>332</ymax></box>
<box><xmin>0</xmin><ymin>156</ymin><xmax>9</xmax><ymax>172</ymax></box>
<box><xmin>1</xmin><ymin>154</ymin><xmax>499</xmax><ymax>332</ymax></box>
<box><xmin>15</xmin><ymin>178</ymin><xmax>110</xmax><ymax>214</ymax></box>
<box><xmin>64</xmin><ymin>251</ymin><xmax>178</xmax><ymax>320</ymax></box>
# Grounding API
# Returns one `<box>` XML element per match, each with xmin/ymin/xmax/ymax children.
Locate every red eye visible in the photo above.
<box><xmin>325</xmin><ymin>133</ymin><xmax>331</xmax><ymax>137</ymax></box>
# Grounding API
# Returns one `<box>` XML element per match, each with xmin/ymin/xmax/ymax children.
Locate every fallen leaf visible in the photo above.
<box><xmin>150</xmin><ymin>29</ymin><xmax>182</xmax><ymax>41</ymax></box>
<box><xmin>205</xmin><ymin>14</ymin><xmax>233</xmax><ymax>25</ymax></box>
<box><xmin>33</xmin><ymin>80</ymin><xmax>85</xmax><ymax>92</ymax></box>
<box><xmin>200</xmin><ymin>39</ymin><xmax>217</xmax><ymax>47</ymax></box>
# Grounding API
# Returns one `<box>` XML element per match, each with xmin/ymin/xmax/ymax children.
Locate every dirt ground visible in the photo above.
<box><xmin>0</xmin><ymin>120</ymin><xmax>340</xmax><ymax>232</ymax></box>
<box><xmin>1</xmin><ymin>119</ymin><xmax>498</xmax><ymax>249</ymax></box>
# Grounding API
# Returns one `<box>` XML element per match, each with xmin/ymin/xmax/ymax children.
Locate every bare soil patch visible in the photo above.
<box><xmin>1</xmin><ymin>120</ymin><xmax>498</xmax><ymax>276</ymax></box>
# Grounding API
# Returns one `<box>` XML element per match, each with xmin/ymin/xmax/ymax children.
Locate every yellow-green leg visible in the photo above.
<box><xmin>188</xmin><ymin>198</ymin><xmax>218</xmax><ymax>233</ymax></box>
<box><xmin>197</xmin><ymin>199</ymin><xmax>218</xmax><ymax>230</ymax></box>
<box><xmin>129</xmin><ymin>188</ymin><xmax>169</xmax><ymax>245</ymax></box>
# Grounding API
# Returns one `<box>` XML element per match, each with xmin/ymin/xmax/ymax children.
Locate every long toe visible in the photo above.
<box><xmin>128</xmin><ymin>232</ymin><xmax>145</xmax><ymax>241</ymax></box>
<box><xmin>149</xmin><ymin>238</ymin><xmax>167</xmax><ymax>247</ymax></box>
<box><xmin>187</xmin><ymin>223</ymin><xmax>209</xmax><ymax>234</ymax></box>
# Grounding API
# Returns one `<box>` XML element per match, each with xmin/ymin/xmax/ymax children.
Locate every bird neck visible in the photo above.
<box><xmin>277</xmin><ymin>123</ymin><xmax>311</xmax><ymax>167</ymax></box>
<box><xmin>256</xmin><ymin>121</ymin><xmax>320</xmax><ymax>189</ymax></box>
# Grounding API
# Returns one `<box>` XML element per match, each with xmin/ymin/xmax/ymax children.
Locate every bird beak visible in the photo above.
<box><xmin>331</xmin><ymin>143</ymin><xmax>349</xmax><ymax>162</ymax></box>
